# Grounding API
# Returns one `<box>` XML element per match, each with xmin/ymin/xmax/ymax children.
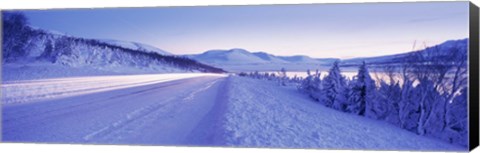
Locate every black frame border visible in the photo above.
<box><xmin>469</xmin><ymin>2</ymin><xmax>479</xmax><ymax>151</ymax></box>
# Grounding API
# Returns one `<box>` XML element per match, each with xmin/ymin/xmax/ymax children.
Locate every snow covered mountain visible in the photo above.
<box><xmin>191</xmin><ymin>48</ymin><xmax>269</xmax><ymax>64</ymax></box>
<box><xmin>341</xmin><ymin>39</ymin><xmax>468</xmax><ymax>66</ymax></box>
<box><xmin>188</xmin><ymin>48</ymin><xmax>338</xmax><ymax>72</ymax></box>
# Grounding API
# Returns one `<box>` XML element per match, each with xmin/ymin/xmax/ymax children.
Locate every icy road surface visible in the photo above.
<box><xmin>2</xmin><ymin>73</ymin><xmax>227</xmax><ymax>145</ymax></box>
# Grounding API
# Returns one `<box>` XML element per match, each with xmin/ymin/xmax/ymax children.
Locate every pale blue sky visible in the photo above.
<box><xmin>22</xmin><ymin>2</ymin><xmax>469</xmax><ymax>58</ymax></box>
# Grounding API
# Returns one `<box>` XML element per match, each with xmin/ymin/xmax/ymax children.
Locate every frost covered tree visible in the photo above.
<box><xmin>270</xmin><ymin>73</ymin><xmax>276</xmax><ymax>80</ymax></box>
<box><xmin>376</xmin><ymin>80</ymin><xmax>401</xmax><ymax>122</ymax></box>
<box><xmin>313</xmin><ymin>69</ymin><xmax>322</xmax><ymax>90</ymax></box>
<box><xmin>295</xmin><ymin>41</ymin><xmax>468</xmax><ymax>146</ymax></box>
<box><xmin>399</xmin><ymin>85</ymin><xmax>420</xmax><ymax>132</ymax></box>
<box><xmin>299</xmin><ymin>69</ymin><xmax>320</xmax><ymax>100</ymax></box>
<box><xmin>41</xmin><ymin>40</ymin><xmax>55</xmax><ymax>62</ymax></box>
<box><xmin>2</xmin><ymin>11</ymin><xmax>32</xmax><ymax>62</ymax></box>
<box><xmin>444</xmin><ymin>87</ymin><xmax>468</xmax><ymax>146</ymax></box>
<box><xmin>322</xmin><ymin>61</ymin><xmax>348</xmax><ymax>110</ymax></box>
<box><xmin>277</xmin><ymin>68</ymin><xmax>288</xmax><ymax>86</ymax></box>
<box><xmin>393</xmin><ymin>53</ymin><xmax>420</xmax><ymax>132</ymax></box>
<box><xmin>421</xmin><ymin>45</ymin><xmax>468</xmax><ymax>143</ymax></box>
<box><xmin>310</xmin><ymin>70</ymin><xmax>323</xmax><ymax>101</ymax></box>
<box><xmin>299</xmin><ymin>70</ymin><xmax>312</xmax><ymax>91</ymax></box>
<box><xmin>403</xmin><ymin>45</ymin><xmax>467</xmax><ymax>136</ymax></box>
<box><xmin>347</xmin><ymin>61</ymin><xmax>376</xmax><ymax>116</ymax></box>
<box><xmin>253</xmin><ymin>71</ymin><xmax>260</xmax><ymax>79</ymax></box>
<box><xmin>439</xmin><ymin>46</ymin><xmax>468</xmax><ymax>135</ymax></box>
<box><xmin>372</xmin><ymin>66</ymin><xmax>402</xmax><ymax>123</ymax></box>
<box><xmin>414</xmin><ymin>79</ymin><xmax>443</xmax><ymax>136</ymax></box>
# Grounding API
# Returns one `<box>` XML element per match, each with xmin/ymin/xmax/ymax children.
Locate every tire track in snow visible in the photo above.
<box><xmin>2</xmin><ymin>73</ymin><xmax>224</xmax><ymax>104</ymax></box>
<box><xmin>182</xmin><ymin>79</ymin><xmax>221</xmax><ymax>101</ymax></box>
<box><xmin>2</xmin><ymin>80</ymin><xmax>184</xmax><ymax>124</ymax></box>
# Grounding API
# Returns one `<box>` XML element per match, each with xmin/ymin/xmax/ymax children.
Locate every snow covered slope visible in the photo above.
<box><xmin>220</xmin><ymin>76</ymin><xmax>465</xmax><ymax>151</ymax></box>
<box><xmin>188</xmin><ymin>48</ymin><xmax>338</xmax><ymax>72</ymax></box>
<box><xmin>99</xmin><ymin>39</ymin><xmax>172</xmax><ymax>55</ymax></box>
<box><xmin>2</xmin><ymin>20</ymin><xmax>224</xmax><ymax>80</ymax></box>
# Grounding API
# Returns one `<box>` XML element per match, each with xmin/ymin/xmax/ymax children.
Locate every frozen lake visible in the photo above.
<box><xmin>261</xmin><ymin>70</ymin><xmax>401</xmax><ymax>85</ymax></box>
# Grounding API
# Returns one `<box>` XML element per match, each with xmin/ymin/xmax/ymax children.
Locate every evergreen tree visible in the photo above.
<box><xmin>310</xmin><ymin>70</ymin><xmax>323</xmax><ymax>101</ymax></box>
<box><xmin>299</xmin><ymin>70</ymin><xmax>313</xmax><ymax>94</ymax></box>
<box><xmin>376</xmin><ymin>80</ymin><xmax>402</xmax><ymax>124</ymax></box>
<box><xmin>347</xmin><ymin>61</ymin><xmax>375</xmax><ymax>116</ymax></box>
<box><xmin>299</xmin><ymin>70</ymin><xmax>311</xmax><ymax>90</ymax></box>
<box><xmin>321</xmin><ymin>61</ymin><xmax>347</xmax><ymax>110</ymax></box>
<box><xmin>313</xmin><ymin>69</ymin><xmax>322</xmax><ymax>91</ymax></box>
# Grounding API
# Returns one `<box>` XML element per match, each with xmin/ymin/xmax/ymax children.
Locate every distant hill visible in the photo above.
<box><xmin>187</xmin><ymin>48</ymin><xmax>339</xmax><ymax>72</ymax></box>
<box><xmin>186</xmin><ymin>38</ymin><xmax>468</xmax><ymax>72</ymax></box>
<box><xmin>340</xmin><ymin>39</ymin><xmax>468</xmax><ymax>67</ymax></box>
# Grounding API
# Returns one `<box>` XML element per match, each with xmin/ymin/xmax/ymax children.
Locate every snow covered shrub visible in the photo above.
<box><xmin>290</xmin><ymin>75</ymin><xmax>302</xmax><ymax>83</ymax></box>
<box><xmin>238</xmin><ymin>72</ymin><xmax>248</xmax><ymax>76</ymax></box>
<box><xmin>299</xmin><ymin>69</ymin><xmax>323</xmax><ymax>101</ymax></box>
<box><xmin>444</xmin><ymin>87</ymin><xmax>468</xmax><ymax>146</ymax></box>
<box><xmin>414</xmin><ymin>79</ymin><xmax>444</xmax><ymax>136</ymax></box>
<box><xmin>397</xmin><ymin>79</ymin><xmax>420</xmax><ymax>132</ymax></box>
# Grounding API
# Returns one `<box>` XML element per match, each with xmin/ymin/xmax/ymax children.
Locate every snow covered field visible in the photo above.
<box><xmin>220</xmin><ymin>76</ymin><xmax>465</xmax><ymax>151</ymax></box>
<box><xmin>1</xmin><ymin>74</ymin><xmax>465</xmax><ymax>151</ymax></box>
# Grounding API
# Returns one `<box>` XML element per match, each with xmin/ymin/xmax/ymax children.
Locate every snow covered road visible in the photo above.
<box><xmin>2</xmin><ymin>73</ymin><xmax>227</xmax><ymax>145</ymax></box>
